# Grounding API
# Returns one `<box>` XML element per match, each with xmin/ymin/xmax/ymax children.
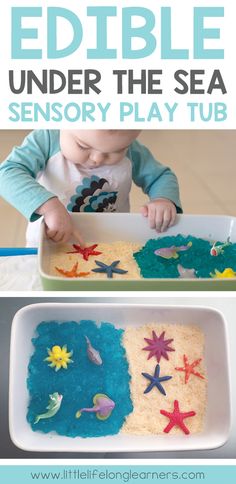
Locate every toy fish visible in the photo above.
<box><xmin>177</xmin><ymin>264</ymin><xmax>196</xmax><ymax>279</ymax></box>
<box><xmin>154</xmin><ymin>241</ymin><xmax>192</xmax><ymax>260</ymax></box>
<box><xmin>76</xmin><ymin>393</ymin><xmax>115</xmax><ymax>420</ymax></box>
<box><xmin>210</xmin><ymin>268</ymin><xmax>236</xmax><ymax>279</ymax></box>
<box><xmin>85</xmin><ymin>336</ymin><xmax>102</xmax><ymax>365</ymax></box>
<box><xmin>210</xmin><ymin>237</ymin><xmax>231</xmax><ymax>256</ymax></box>
<box><xmin>34</xmin><ymin>392</ymin><xmax>63</xmax><ymax>424</ymax></box>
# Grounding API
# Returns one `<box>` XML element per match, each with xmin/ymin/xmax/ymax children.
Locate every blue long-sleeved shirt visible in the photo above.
<box><xmin>0</xmin><ymin>130</ymin><xmax>182</xmax><ymax>220</ymax></box>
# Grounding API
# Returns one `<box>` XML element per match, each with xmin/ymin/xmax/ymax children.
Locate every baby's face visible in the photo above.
<box><xmin>60</xmin><ymin>130</ymin><xmax>141</xmax><ymax>169</ymax></box>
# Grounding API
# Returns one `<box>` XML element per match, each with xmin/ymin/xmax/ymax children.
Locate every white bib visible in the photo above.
<box><xmin>26</xmin><ymin>152</ymin><xmax>132</xmax><ymax>246</ymax></box>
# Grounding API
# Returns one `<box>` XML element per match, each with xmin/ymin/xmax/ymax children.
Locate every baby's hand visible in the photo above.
<box><xmin>36</xmin><ymin>198</ymin><xmax>83</xmax><ymax>244</ymax></box>
<box><xmin>141</xmin><ymin>198</ymin><xmax>177</xmax><ymax>233</ymax></box>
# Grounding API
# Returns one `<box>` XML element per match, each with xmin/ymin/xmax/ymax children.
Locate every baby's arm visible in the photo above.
<box><xmin>0</xmin><ymin>130</ymin><xmax>81</xmax><ymax>243</ymax></box>
<box><xmin>0</xmin><ymin>130</ymin><xmax>55</xmax><ymax>220</ymax></box>
<box><xmin>128</xmin><ymin>140</ymin><xmax>182</xmax><ymax>232</ymax></box>
<box><xmin>36</xmin><ymin>198</ymin><xmax>82</xmax><ymax>244</ymax></box>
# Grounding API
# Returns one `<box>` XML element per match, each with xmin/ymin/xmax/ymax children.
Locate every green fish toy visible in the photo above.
<box><xmin>34</xmin><ymin>392</ymin><xmax>63</xmax><ymax>424</ymax></box>
<box><xmin>210</xmin><ymin>237</ymin><xmax>231</xmax><ymax>256</ymax></box>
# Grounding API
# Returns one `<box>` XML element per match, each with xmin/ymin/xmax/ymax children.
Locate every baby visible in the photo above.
<box><xmin>0</xmin><ymin>129</ymin><xmax>182</xmax><ymax>246</ymax></box>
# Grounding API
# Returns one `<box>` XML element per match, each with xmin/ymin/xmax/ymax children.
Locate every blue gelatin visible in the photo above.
<box><xmin>134</xmin><ymin>235</ymin><xmax>236</xmax><ymax>278</ymax></box>
<box><xmin>27</xmin><ymin>320</ymin><xmax>133</xmax><ymax>438</ymax></box>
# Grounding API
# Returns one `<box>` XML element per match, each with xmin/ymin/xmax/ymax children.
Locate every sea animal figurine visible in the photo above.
<box><xmin>34</xmin><ymin>392</ymin><xmax>63</xmax><ymax>424</ymax></box>
<box><xmin>55</xmin><ymin>262</ymin><xmax>90</xmax><ymax>278</ymax></box>
<box><xmin>175</xmin><ymin>354</ymin><xmax>205</xmax><ymax>384</ymax></box>
<box><xmin>160</xmin><ymin>399</ymin><xmax>196</xmax><ymax>435</ymax></box>
<box><xmin>142</xmin><ymin>364</ymin><xmax>172</xmax><ymax>395</ymax></box>
<box><xmin>66</xmin><ymin>244</ymin><xmax>102</xmax><ymax>261</ymax></box>
<box><xmin>85</xmin><ymin>336</ymin><xmax>102</xmax><ymax>365</ymax></box>
<box><xmin>210</xmin><ymin>237</ymin><xmax>231</xmax><ymax>256</ymax></box>
<box><xmin>210</xmin><ymin>267</ymin><xmax>236</xmax><ymax>279</ymax></box>
<box><xmin>45</xmin><ymin>345</ymin><xmax>73</xmax><ymax>371</ymax></box>
<box><xmin>75</xmin><ymin>394</ymin><xmax>115</xmax><ymax>420</ymax></box>
<box><xmin>154</xmin><ymin>241</ymin><xmax>192</xmax><ymax>260</ymax></box>
<box><xmin>143</xmin><ymin>330</ymin><xmax>175</xmax><ymax>363</ymax></box>
<box><xmin>91</xmin><ymin>260</ymin><xmax>128</xmax><ymax>278</ymax></box>
<box><xmin>177</xmin><ymin>264</ymin><xmax>196</xmax><ymax>279</ymax></box>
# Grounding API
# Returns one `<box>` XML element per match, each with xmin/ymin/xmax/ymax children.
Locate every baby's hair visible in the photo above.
<box><xmin>99</xmin><ymin>129</ymin><xmax>139</xmax><ymax>133</ymax></box>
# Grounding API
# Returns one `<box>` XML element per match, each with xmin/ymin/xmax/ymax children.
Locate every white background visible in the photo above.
<box><xmin>0</xmin><ymin>0</ymin><xmax>235</xmax><ymax>128</ymax></box>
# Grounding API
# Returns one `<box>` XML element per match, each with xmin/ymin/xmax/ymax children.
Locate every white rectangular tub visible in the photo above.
<box><xmin>9</xmin><ymin>303</ymin><xmax>231</xmax><ymax>452</ymax></box>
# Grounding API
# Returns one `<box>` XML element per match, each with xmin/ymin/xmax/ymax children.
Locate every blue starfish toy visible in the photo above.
<box><xmin>142</xmin><ymin>364</ymin><xmax>172</xmax><ymax>395</ymax></box>
<box><xmin>91</xmin><ymin>260</ymin><xmax>128</xmax><ymax>278</ymax></box>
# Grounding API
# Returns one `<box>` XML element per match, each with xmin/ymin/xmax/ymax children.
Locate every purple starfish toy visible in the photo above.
<box><xmin>143</xmin><ymin>330</ymin><xmax>175</xmax><ymax>363</ymax></box>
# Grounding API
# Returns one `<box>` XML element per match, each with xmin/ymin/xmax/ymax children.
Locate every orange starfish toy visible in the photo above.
<box><xmin>175</xmin><ymin>354</ymin><xmax>204</xmax><ymax>384</ymax></box>
<box><xmin>55</xmin><ymin>262</ymin><xmax>90</xmax><ymax>278</ymax></box>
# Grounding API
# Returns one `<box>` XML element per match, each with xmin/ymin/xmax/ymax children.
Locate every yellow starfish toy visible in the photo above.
<box><xmin>45</xmin><ymin>345</ymin><xmax>73</xmax><ymax>371</ymax></box>
<box><xmin>210</xmin><ymin>268</ymin><xmax>236</xmax><ymax>279</ymax></box>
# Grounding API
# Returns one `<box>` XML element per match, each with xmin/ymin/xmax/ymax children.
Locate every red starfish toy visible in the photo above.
<box><xmin>55</xmin><ymin>262</ymin><xmax>90</xmax><ymax>278</ymax></box>
<box><xmin>160</xmin><ymin>400</ymin><xmax>196</xmax><ymax>435</ymax></box>
<box><xmin>143</xmin><ymin>330</ymin><xmax>175</xmax><ymax>363</ymax></box>
<box><xmin>175</xmin><ymin>355</ymin><xmax>205</xmax><ymax>384</ymax></box>
<box><xmin>66</xmin><ymin>244</ymin><xmax>102</xmax><ymax>261</ymax></box>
